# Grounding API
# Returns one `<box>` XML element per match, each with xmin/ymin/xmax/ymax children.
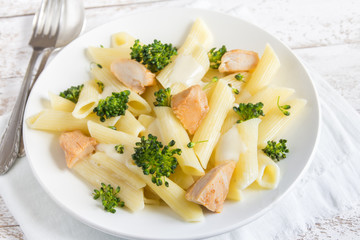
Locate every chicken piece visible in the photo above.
<box><xmin>59</xmin><ymin>130</ymin><xmax>97</xmax><ymax>168</ymax></box>
<box><xmin>218</xmin><ymin>49</ymin><xmax>259</xmax><ymax>73</ymax></box>
<box><xmin>185</xmin><ymin>161</ymin><xmax>236</xmax><ymax>213</ymax></box>
<box><xmin>171</xmin><ymin>85</ymin><xmax>209</xmax><ymax>135</ymax></box>
<box><xmin>110</xmin><ymin>59</ymin><xmax>156</xmax><ymax>94</ymax></box>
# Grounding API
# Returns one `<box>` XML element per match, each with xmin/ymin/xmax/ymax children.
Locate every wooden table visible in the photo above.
<box><xmin>1</xmin><ymin>0</ymin><xmax>359</xmax><ymax>239</ymax></box>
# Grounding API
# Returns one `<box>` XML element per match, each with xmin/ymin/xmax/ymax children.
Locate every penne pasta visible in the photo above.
<box><xmin>244</xmin><ymin>44</ymin><xmax>280</xmax><ymax>95</ymax></box>
<box><xmin>169</xmin><ymin>166</ymin><xmax>195</xmax><ymax>190</ymax></box>
<box><xmin>111</xmin><ymin>32</ymin><xmax>136</xmax><ymax>49</ymax></box>
<box><xmin>115</xmin><ymin>110</ymin><xmax>145</xmax><ymax>137</ymax></box>
<box><xmin>258</xmin><ymin>98</ymin><xmax>307</xmax><ymax>148</ymax></box>
<box><xmin>87</xmin><ymin>120</ymin><xmax>139</xmax><ymax>147</ymax></box>
<box><xmin>245</xmin><ymin>86</ymin><xmax>295</xmax><ymax>114</ymax></box>
<box><xmin>154</xmin><ymin>107</ymin><xmax>204</xmax><ymax>176</ymax></box>
<box><xmin>256</xmin><ymin>150</ymin><xmax>280</xmax><ymax>189</ymax></box>
<box><xmin>156</xmin><ymin>19</ymin><xmax>213</xmax><ymax>94</ymax></box>
<box><xmin>49</xmin><ymin>92</ymin><xmax>75</xmax><ymax>112</ymax></box>
<box><xmin>72</xmin><ymin>80</ymin><xmax>100</xmax><ymax>119</ymax></box>
<box><xmin>91</xmin><ymin>67</ymin><xmax>151</xmax><ymax>116</ymax></box>
<box><xmin>90</xmin><ymin>152</ymin><xmax>145</xmax><ymax>189</ymax></box>
<box><xmin>87</xmin><ymin>47</ymin><xmax>131</xmax><ymax>69</ymax></box>
<box><xmin>126</xmin><ymin>159</ymin><xmax>204</xmax><ymax>222</ymax></box>
<box><xmin>193</xmin><ymin>79</ymin><xmax>235</xmax><ymax>169</ymax></box>
<box><xmin>73</xmin><ymin>156</ymin><xmax>144</xmax><ymax>212</ymax></box>
<box><xmin>229</xmin><ymin>118</ymin><xmax>261</xmax><ymax>191</ymax></box>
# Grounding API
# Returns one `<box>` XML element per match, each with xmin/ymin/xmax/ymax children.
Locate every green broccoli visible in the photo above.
<box><xmin>93</xmin><ymin>183</ymin><xmax>125</xmax><ymax>213</ymax></box>
<box><xmin>262</xmin><ymin>139</ymin><xmax>289</xmax><ymax>162</ymax></box>
<box><xmin>108</xmin><ymin>126</ymin><xmax>117</xmax><ymax>130</ymax></box>
<box><xmin>93</xmin><ymin>90</ymin><xmax>130</xmax><ymax>122</ymax></box>
<box><xmin>153</xmin><ymin>88</ymin><xmax>172</xmax><ymax>107</ymax></box>
<box><xmin>59</xmin><ymin>84</ymin><xmax>84</xmax><ymax>103</ymax></box>
<box><xmin>228</xmin><ymin>83</ymin><xmax>240</xmax><ymax>94</ymax></box>
<box><xmin>96</xmin><ymin>80</ymin><xmax>104</xmax><ymax>93</ymax></box>
<box><xmin>132</xmin><ymin>134</ymin><xmax>181</xmax><ymax>187</ymax></box>
<box><xmin>233</xmin><ymin>102</ymin><xmax>264</xmax><ymax>123</ymax></box>
<box><xmin>115</xmin><ymin>144</ymin><xmax>124</xmax><ymax>154</ymax></box>
<box><xmin>187</xmin><ymin>140</ymin><xmax>208</xmax><ymax>148</ymax></box>
<box><xmin>277</xmin><ymin>96</ymin><xmax>291</xmax><ymax>116</ymax></box>
<box><xmin>130</xmin><ymin>39</ymin><xmax>178</xmax><ymax>73</ymax></box>
<box><xmin>208</xmin><ymin>45</ymin><xmax>227</xmax><ymax>69</ymax></box>
<box><xmin>235</xmin><ymin>73</ymin><xmax>245</xmax><ymax>82</ymax></box>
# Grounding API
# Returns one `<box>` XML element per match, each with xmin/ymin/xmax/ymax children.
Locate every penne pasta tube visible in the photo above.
<box><xmin>156</xmin><ymin>19</ymin><xmax>213</xmax><ymax>94</ymax></box>
<box><xmin>27</xmin><ymin>110</ymin><xmax>89</xmax><ymax>133</ymax></box>
<box><xmin>111</xmin><ymin>32</ymin><xmax>136</xmax><ymax>49</ymax></box>
<box><xmin>125</xmin><ymin>159</ymin><xmax>204</xmax><ymax>222</ymax></box>
<box><xmin>244</xmin><ymin>44</ymin><xmax>280</xmax><ymax>95</ymax></box>
<box><xmin>154</xmin><ymin>107</ymin><xmax>204</xmax><ymax>176</ymax></box>
<box><xmin>193</xmin><ymin>79</ymin><xmax>235</xmax><ymax>169</ymax></box>
<box><xmin>91</xmin><ymin>67</ymin><xmax>151</xmax><ymax>116</ymax></box>
<box><xmin>256</xmin><ymin>150</ymin><xmax>280</xmax><ymax>189</ymax></box>
<box><xmin>204</xmin><ymin>72</ymin><xmax>249</xmax><ymax>101</ymax></box>
<box><xmin>115</xmin><ymin>110</ymin><xmax>145</xmax><ymax>137</ymax></box>
<box><xmin>229</xmin><ymin>118</ymin><xmax>261</xmax><ymax>190</ymax></box>
<box><xmin>169</xmin><ymin>166</ymin><xmax>195</xmax><ymax>190</ymax></box>
<box><xmin>49</xmin><ymin>92</ymin><xmax>75</xmax><ymax>112</ymax></box>
<box><xmin>87</xmin><ymin>120</ymin><xmax>139</xmax><ymax>147</ymax></box>
<box><xmin>73</xmin><ymin>156</ymin><xmax>144</xmax><ymax>212</ymax></box>
<box><xmin>258</xmin><ymin>98</ymin><xmax>307</xmax><ymax>148</ymax></box>
<box><xmin>87</xmin><ymin>47</ymin><xmax>131</xmax><ymax>69</ymax></box>
<box><xmin>72</xmin><ymin>80</ymin><xmax>100</xmax><ymax>119</ymax></box>
<box><xmin>90</xmin><ymin>152</ymin><xmax>145</xmax><ymax>189</ymax></box>
<box><xmin>245</xmin><ymin>86</ymin><xmax>295</xmax><ymax>114</ymax></box>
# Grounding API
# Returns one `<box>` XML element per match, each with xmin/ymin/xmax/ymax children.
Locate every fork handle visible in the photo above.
<box><xmin>0</xmin><ymin>49</ymin><xmax>42</xmax><ymax>174</ymax></box>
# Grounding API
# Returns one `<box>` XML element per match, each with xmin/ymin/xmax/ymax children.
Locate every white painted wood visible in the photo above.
<box><xmin>1</xmin><ymin>0</ymin><xmax>360</xmax><ymax>239</ymax></box>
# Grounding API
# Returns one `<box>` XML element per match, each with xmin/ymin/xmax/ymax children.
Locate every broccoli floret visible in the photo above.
<box><xmin>59</xmin><ymin>84</ymin><xmax>84</xmax><ymax>103</ymax></box>
<box><xmin>130</xmin><ymin>39</ymin><xmax>178</xmax><ymax>73</ymax></box>
<box><xmin>228</xmin><ymin>83</ymin><xmax>239</xmax><ymax>94</ymax></box>
<box><xmin>93</xmin><ymin>90</ymin><xmax>130</xmax><ymax>122</ymax></box>
<box><xmin>153</xmin><ymin>88</ymin><xmax>172</xmax><ymax>107</ymax></box>
<box><xmin>235</xmin><ymin>73</ymin><xmax>245</xmax><ymax>82</ymax></box>
<box><xmin>208</xmin><ymin>45</ymin><xmax>227</xmax><ymax>69</ymax></box>
<box><xmin>277</xmin><ymin>96</ymin><xmax>291</xmax><ymax>116</ymax></box>
<box><xmin>93</xmin><ymin>183</ymin><xmax>125</xmax><ymax>213</ymax></box>
<box><xmin>108</xmin><ymin>126</ymin><xmax>117</xmax><ymax>130</ymax></box>
<box><xmin>187</xmin><ymin>140</ymin><xmax>208</xmax><ymax>148</ymax></box>
<box><xmin>96</xmin><ymin>80</ymin><xmax>104</xmax><ymax>93</ymax></box>
<box><xmin>132</xmin><ymin>134</ymin><xmax>181</xmax><ymax>187</ymax></box>
<box><xmin>115</xmin><ymin>144</ymin><xmax>124</xmax><ymax>154</ymax></box>
<box><xmin>262</xmin><ymin>139</ymin><xmax>289</xmax><ymax>162</ymax></box>
<box><xmin>233</xmin><ymin>102</ymin><xmax>264</xmax><ymax>123</ymax></box>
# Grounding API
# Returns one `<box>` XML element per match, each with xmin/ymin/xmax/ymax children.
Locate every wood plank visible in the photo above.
<box><xmin>0</xmin><ymin>0</ymin><xmax>359</xmax><ymax>48</ymax></box>
<box><xmin>0</xmin><ymin>226</ymin><xmax>24</xmax><ymax>239</ymax></box>
<box><xmin>294</xmin><ymin>43</ymin><xmax>360</xmax><ymax>112</ymax></box>
<box><xmin>0</xmin><ymin>0</ymin><xmax>172</xmax><ymax>17</ymax></box>
<box><xmin>0</xmin><ymin>196</ymin><xmax>18</xmax><ymax>227</ymax></box>
<box><xmin>298</xmin><ymin>203</ymin><xmax>360</xmax><ymax>239</ymax></box>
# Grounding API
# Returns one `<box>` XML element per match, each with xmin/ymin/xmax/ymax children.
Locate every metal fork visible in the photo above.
<box><xmin>0</xmin><ymin>0</ymin><xmax>63</xmax><ymax>174</ymax></box>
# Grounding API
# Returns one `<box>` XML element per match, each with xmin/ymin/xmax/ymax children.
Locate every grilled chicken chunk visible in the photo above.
<box><xmin>185</xmin><ymin>161</ymin><xmax>236</xmax><ymax>212</ymax></box>
<box><xmin>59</xmin><ymin>130</ymin><xmax>97</xmax><ymax>168</ymax></box>
<box><xmin>219</xmin><ymin>49</ymin><xmax>259</xmax><ymax>73</ymax></box>
<box><xmin>111</xmin><ymin>59</ymin><xmax>156</xmax><ymax>94</ymax></box>
<box><xmin>171</xmin><ymin>85</ymin><xmax>209</xmax><ymax>135</ymax></box>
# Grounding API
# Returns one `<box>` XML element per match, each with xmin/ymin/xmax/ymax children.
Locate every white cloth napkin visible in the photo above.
<box><xmin>1</xmin><ymin>67</ymin><xmax>360</xmax><ymax>240</ymax></box>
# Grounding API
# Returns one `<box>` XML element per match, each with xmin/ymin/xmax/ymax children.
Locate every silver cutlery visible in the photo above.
<box><xmin>0</xmin><ymin>0</ymin><xmax>64</xmax><ymax>174</ymax></box>
<box><xmin>17</xmin><ymin>0</ymin><xmax>85</xmax><ymax>157</ymax></box>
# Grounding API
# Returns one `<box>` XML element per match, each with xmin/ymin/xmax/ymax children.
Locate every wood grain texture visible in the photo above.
<box><xmin>0</xmin><ymin>0</ymin><xmax>360</xmax><ymax>239</ymax></box>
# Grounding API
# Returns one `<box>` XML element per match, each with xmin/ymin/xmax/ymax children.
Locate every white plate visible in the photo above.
<box><xmin>23</xmin><ymin>8</ymin><xmax>320</xmax><ymax>240</ymax></box>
